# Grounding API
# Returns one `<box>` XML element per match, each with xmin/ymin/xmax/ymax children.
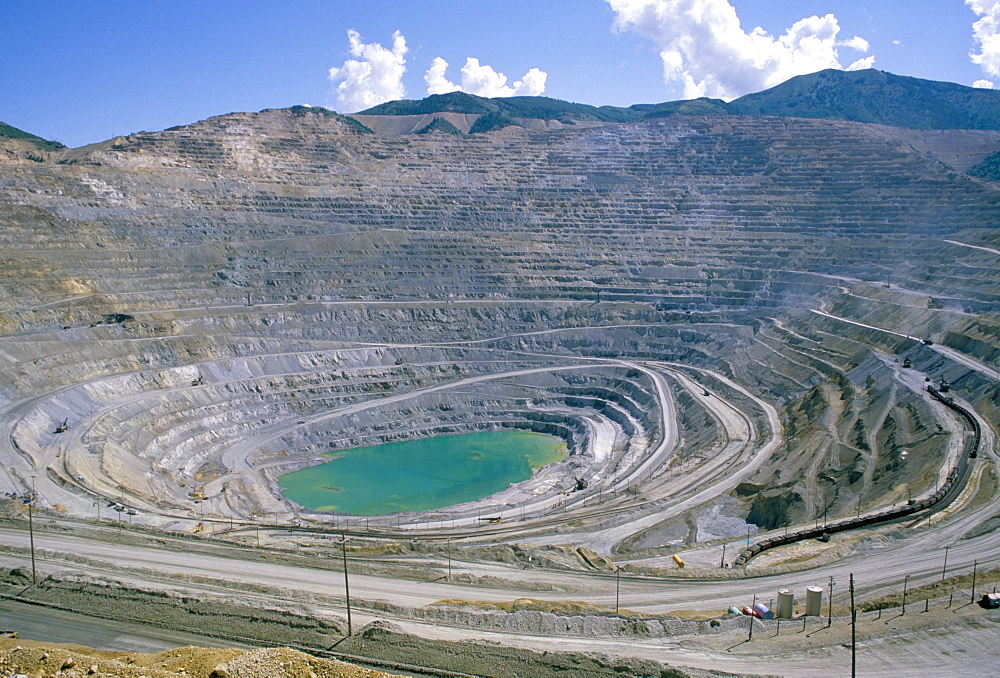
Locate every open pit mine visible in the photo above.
<box><xmin>1</xmin><ymin>71</ymin><xmax>999</xmax><ymax>677</ymax></box>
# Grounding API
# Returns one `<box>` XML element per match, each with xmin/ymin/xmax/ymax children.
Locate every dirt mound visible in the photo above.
<box><xmin>338</xmin><ymin>625</ymin><xmax>725</xmax><ymax>677</ymax></box>
<box><xmin>0</xmin><ymin>638</ymin><xmax>391</xmax><ymax>677</ymax></box>
<box><xmin>0</xmin><ymin>566</ymin><xmax>32</xmax><ymax>587</ymax></box>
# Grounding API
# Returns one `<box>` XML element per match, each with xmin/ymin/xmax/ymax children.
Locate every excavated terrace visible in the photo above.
<box><xmin>1</xmin><ymin>108</ymin><xmax>998</xmax><ymax>564</ymax></box>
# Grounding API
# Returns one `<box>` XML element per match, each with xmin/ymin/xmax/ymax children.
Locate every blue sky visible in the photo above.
<box><xmin>2</xmin><ymin>1</ymin><xmax>998</xmax><ymax>147</ymax></box>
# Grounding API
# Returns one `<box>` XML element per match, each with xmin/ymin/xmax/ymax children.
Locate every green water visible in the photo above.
<box><xmin>277</xmin><ymin>431</ymin><xmax>567</xmax><ymax>515</ymax></box>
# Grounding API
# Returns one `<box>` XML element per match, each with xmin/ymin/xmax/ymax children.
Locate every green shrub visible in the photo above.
<box><xmin>469</xmin><ymin>112</ymin><xmax>520</xmax><ymax>134</ymax></box>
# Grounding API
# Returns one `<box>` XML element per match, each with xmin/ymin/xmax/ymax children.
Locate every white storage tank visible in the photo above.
<box><xmin>806</xmin><ymin>586</ymin><xmax>823</xmax><ymax>616</ymax></box>
<box><xmin>777</xmin><ymin>589</ymin><xmax>794</xmax><ymax>619</ymax></box>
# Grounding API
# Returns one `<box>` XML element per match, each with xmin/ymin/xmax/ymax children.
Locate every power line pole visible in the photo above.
<box><xmin>828</xmin><ymin>576</ymin><xmax>835</xmax><ymax>627</ymax></box>
<box><xmin>941</xmin><ymin>545</ymin><xmax>949</xmax><ymax>581</ymax></box>
<box><xmin>971</xmin><ymin>560</ymin><xmax>978</xmax><ymax>604</ymax></box>
<box><xmin>850</xmin><ymin>573</ymin><xmax>856</xmax><ymax>678</ymax></box>
<box><xmin>338</xmin><ymin>535</ymin><xmax>352</xmax><ymax>636</ymax></box>
<box><xmin>902</xmin><ymin>574</ymin><xmax>909</xmax><ymax>615</ymax></box>
<box><xmin>615</xmin><ymin>566</ymin><xmax>620</xmax><ymax>615</ymax></box>
<box><xmin>28</xmin><ymin>475</ymin><xmax>37</xmax><ymax>586</ymax></box>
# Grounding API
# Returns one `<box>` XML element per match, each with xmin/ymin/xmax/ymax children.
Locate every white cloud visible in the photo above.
<box><xmin>847</xmin><ymin>56</ymin><xmax>876</xmax><ymax>71</ymax></box>
<box><xmin>423</xmin><ymin>57</ymin><xmax>548</xmax><ymax>97</ymax></box>
<box><xmin>606</xmin><ymin>0</ymin><xmax>873</xmax><ymax>100</ymax></box>
<box><xmin>425</xmin><ymin>57</ymin><xmax>460</xmax><ymax>95</ymax></box>
<box><xmin>841</xmin><ymin>36</ymin><xmax>870</xmax><ymax>52</ymax></box>
<box><xmin>974</xmin><ymin>78</ymin><xmax>996</xmax><ymax>88</ymax></box>
<box><xmin>328</xmin><ymin>30</ymin><xmax>407</xmax><ymax>113</ymax></box>
<box><xmin>967</xmin><ymin>0</ymin><xmax>1000</xmax><ymax>80</ymax></box>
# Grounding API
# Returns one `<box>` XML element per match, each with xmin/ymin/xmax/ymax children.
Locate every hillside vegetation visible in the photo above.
<box><xmin>968</xmin><ymin>150</ymin><xmax>1000</xmax><ymax>180</ymax></box>
<box><xmin>0</xmin><ymin>121</ymin><xmax>64</xmax><ymax>151</ymax></box>
<box><xmin>358</xmin><ymin>69</ymin><xmax>1000</xmax><ymax>132</ymax></box>
<box><xmin>729</xmin><ymin>69</ymin><xmax>1000</xmax><ymax>130</ymax></box>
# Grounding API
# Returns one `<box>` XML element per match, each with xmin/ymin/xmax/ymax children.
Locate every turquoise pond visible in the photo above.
<box><xmin>277</xmin><ymin>431</ymin><xmax>568</xmax><ymax>515</ymax></box>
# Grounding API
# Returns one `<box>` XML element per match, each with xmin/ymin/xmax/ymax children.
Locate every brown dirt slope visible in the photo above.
<box><xmin>0</xmin><ymin>637</ymin><xmax>390</xmax><ymax>677</ymax></box>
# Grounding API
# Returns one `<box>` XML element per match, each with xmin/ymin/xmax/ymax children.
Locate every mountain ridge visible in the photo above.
<box><xmin>357</xmin><ymin>69</ymin><xmax>1000</xmax><ymax>132</ymax></box>
<box><xmin>727</xmin><ymin>68</ymin><xmax>1000</xmax><ymax>130</ymax></box>
<box><xmin>6</xmin><ymin>68</ymin><xmax>1000</xmax><ymax>152</ymax></box>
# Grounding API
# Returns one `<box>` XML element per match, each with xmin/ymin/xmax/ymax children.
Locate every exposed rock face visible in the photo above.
<box><xmin>7</xmin><ymin>109</ymin><xmax>999</xmax><ymax>313</ymax></box>
<box><xmin>745</xmin><ymin>489</ymin><xmax>805</xmax><ymax>530</ymax></box>
<box><xmin>1</xmin><ymin>106</ymin><xmax>997</xmax><ymax>535</ymax></box>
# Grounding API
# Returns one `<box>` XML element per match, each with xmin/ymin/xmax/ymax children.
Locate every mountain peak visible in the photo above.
<box><xmin>728</xmin><ymin>68</ymin><xmax>1000</xmax><ymax>130</ymax></box>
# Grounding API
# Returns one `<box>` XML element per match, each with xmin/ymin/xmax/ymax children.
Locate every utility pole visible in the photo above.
<box><xmin>971</xmin><ymin>560</ymin><xmax>978</xmax><ymax>604</ymax></box>
<box><xmin>748</xmin><ymin>593</ymin><xmax>756</xmax><ymax>640</ymax></box>
<box><xmin>902</xmin><ymin>574</ymin><xmax>909</xmax><ymax>615</ymax></box>
<box><xmin>941</xmin><ymin>545</ymin><xmax>950</xmax><ymax>581</ymax></box>
<box><xmin>446</xmin><ymin>537</ymin><xmax>452</xmax><ymax>582</ymax></box>
<box><xmin>850</xmin><ymin>573</ymin><xmax>856</xmax><ymax>678</ymax></box>
<box><xmin>28</xmin><ymin>475</ymin><xmax>37</xmax><ymax>586</ymax></box>
<box><xmin>828</xmin><ymin>576</ymin><xmax>835</xmax><ymax>627</ymax></box>
<box><xmin>615</xmin><ymin>566</ymin><xmax>620</xmax><ymax>615</ymax></box>
<box><xmin>339</xmin><ymin>535</ymin><xmax>352</xmax><ymax>636</ymax></box>
<box><xmin>720</xmin><ymin>543</ymin><xmax>727</xmax><ymax>568</ymax></box>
